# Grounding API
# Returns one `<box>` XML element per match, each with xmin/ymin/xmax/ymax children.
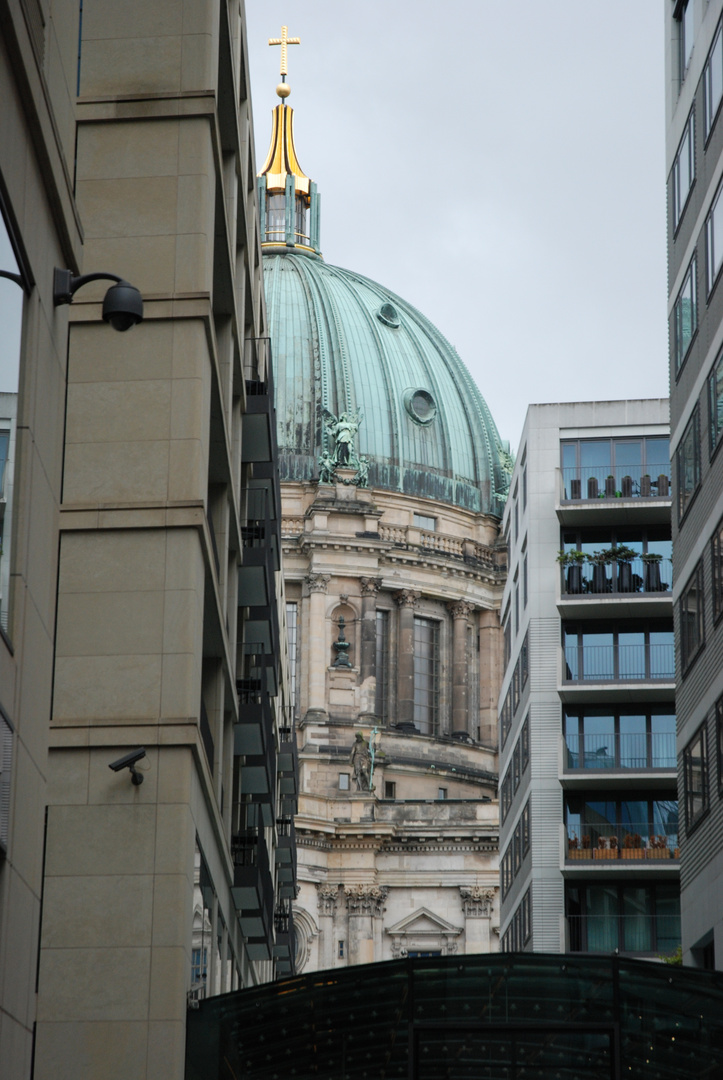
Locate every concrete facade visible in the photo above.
<box><xmin>0</xmin><ymin>5</ymin><xmax>293</xmax><ymax>1080</ymax></box>
<box><xmin>666</xmin><ymin>0</ymin><xmax>723</xmax><ymax>970</ymax></box>
<box><xmin>498</xmin><ymin>400</ymin><xmax>678</xmax><ymax>958</ymax></box>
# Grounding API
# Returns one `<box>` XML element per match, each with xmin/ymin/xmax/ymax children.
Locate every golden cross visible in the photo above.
<box><xmin>268</xmin><ymin>25</ymin><xmax>300</xmax><ymax>79</ymax></box>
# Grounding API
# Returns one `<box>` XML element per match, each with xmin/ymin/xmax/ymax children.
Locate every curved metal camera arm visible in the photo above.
<box><xmin>53</xmin><ymin>268</ymin><xmax>144</xmax><ymax>332</ymax></box>
<box><xmin>0</xmin><ymin>268</ymin><xmax>25</xmax><ymax>289</ymax></box>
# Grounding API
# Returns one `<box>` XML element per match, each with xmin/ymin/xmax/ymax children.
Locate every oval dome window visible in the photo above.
<box><xmin>403</xmin><ymin>388</ymin><xmax>437</xmax><ymax>426</ymax></box>
<box><xmin>377</xmin><ymin>302</ymin><xmax>400</xmax><ymax>327</ymax></box>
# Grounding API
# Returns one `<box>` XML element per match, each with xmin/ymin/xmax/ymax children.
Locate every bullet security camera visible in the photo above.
<box><xmin>108</xmin><ymin>747</ymin><xmax>146</xmax><ymax>785</ymax></box>
<box><xmin>53</xmin><ymin>268</ymin><xmax>144</xmax><ymax>332</ymax></box>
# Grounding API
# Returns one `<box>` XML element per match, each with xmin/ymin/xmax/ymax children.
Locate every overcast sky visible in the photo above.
<box><xmin>247</xmin><ymin>0</ymin><xmax>668</xmax><ymax>451</ymax></box>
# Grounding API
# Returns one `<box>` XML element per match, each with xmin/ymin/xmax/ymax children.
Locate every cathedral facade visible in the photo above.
<box><xmin>257</xmin><ymin>52</ymin><xmax>511</xmax><ymax>971</ymax></box>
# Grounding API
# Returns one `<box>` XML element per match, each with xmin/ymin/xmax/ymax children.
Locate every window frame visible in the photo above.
<box><xmin>672</xmin><ymin>107</ymin><xmax>695</xmax><ymax>232</ymax></box>
<box><xmin>412</xmin><ymin>615</ymin><xmax>441</xmax><ymax>735</ymax></box>
<box><xmin>704</xmin><ymin>17</ymin><xmax>723</xmax><ymax>141</ymax></box>
<box><xmin>709</xmin><ymin>347</ymin><xmax>723</xmax><ymax>457</ymax></box>
<box><xmin>707</xmin><ymin>176</ymin><xmax>723</xmax><ymax>295</ymax></box>
<box><xmin>684</xmin><ymin>721</ymin><xmax>709</xmax><ymax>832</ymax></box>
<box><xmin>679</xmin><ymin>558</ymin><xmax>705</xmax><ymax>674</ymax></box>
<box><xmin>716</xmin><ymin>694</ymin><xmax>723</xmax><ymax>797</ymax></box>
<box><xmin>713</xmin><ymin>516</ymin><xmax>723</xmax><ymax>625</ymax></box>
<box><xmin>675</xmin><ymin>405</ymin><xmax>701</xmax><ymax>523</ymax></box>
<box><xmin>673</xmin><ymin>255</ymin><xmax>697</xmax><ymax>378</ymax></box>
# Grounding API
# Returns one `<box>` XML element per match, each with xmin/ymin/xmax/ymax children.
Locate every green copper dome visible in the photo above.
<box><xmin>263</xmin><ymin>250</ymin><xmax>510</xmax><ymax>515</ymax></box>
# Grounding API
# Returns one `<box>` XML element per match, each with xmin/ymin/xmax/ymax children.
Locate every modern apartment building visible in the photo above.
<box><xmin>498</xmin><ymin>401</ymin><xmax>679</xmax><ymax>959</ymax></box>
<box><xmin>0</xmin><ymin>4</ymin><xmax>294</xmax><ymax>1080</ymax></box>
<box><xmin>666</xmin><ymin>0</ymin><xmax>723</xmax><ymax>970</ymax></box>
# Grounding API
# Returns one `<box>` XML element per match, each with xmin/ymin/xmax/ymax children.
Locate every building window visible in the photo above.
<box><xmin>672</xmin><ymin>108</ymin><xmax>695</xmax><ymax>230</ymax></box>
<box><xmin>675</xmin><ymin>406</ymin><xmax>700</xmax><ymax>521</ymax></box>
<box><xmin>709</xmin><ymin>349</ymin><xmax>723</xmax><ymax>455</ymax></box>
<box><xmin>561</xmin><ymin>437</ymin><xmax>670</xmax><ymax>500</ymax></box>
<box><xmin>715</xmin><ymin>517</ymin><xmax>723</xmax><ymax>624</ymax></box>
<box><xmin>563</xmin><ymin>624</ymin><xmax>675</xmax><ymax>682</ymax></box>
<box><xmin>677</xmin><ymin>0</ymin><xmax>695</xmax><ymax>80</ymax></box>
<box><xmin>375</xmin><ymin>610</ymin><xmax>389</xmax><ymax>721</ymax></box>
<box><xmin>520</xmin><ymin>714</ymin><xmax>530</xmax><ymax>773</ymax></box>
<box><xmin>705</xmin><ymin>19</ymin><xmax>723</xmax><ymax>138</ymax></box>
<box><xmin>522</xmin><ymin>551</ymin><xmax>528</xmax><ymax>609</ymax></box>
<box><xmin>563</xmin><ymin>709</ymin><xmax>676</xmax><ymax>770</ymax></box>
<box><xmin>413</xmin><ymin>512</ymin><xmax>436</xmax><ymax>530</ymax></box>
<box><xmin>684</xmin><ymin>722</ymin><xmax>708</xmax><ymax>831</ymax></box>
<box><xmin>191</xmin><ymin>947</ymin><xmax>208</xmax><ymax>985</ymax></box>
<box><xmin>338</xmin><ymin>940</ymin><xmax>345</xmax><ymax>958</ymax></box>
<box><xmin>286</xmin><ymin>601</ymin><xmax>298</xmax><ymax>714</ymax></box>
<box><xmin>503</xmin><ymin>612</ymin><xmax>511</xmax><ymax>670</ymax></box>
<box><xmin>521</xmin><ymin>457</ymin><xmax>527</xmax><ymax>510</ymax></box>
<box><xmin>567</xmin><ymin>884</ymin><xmax>680</xmax><ymax>955</ymax></box>
<box><xmin>716</xmin><ymin>695</ymin><xmax>723</xmax><ymax>796</ymax></box>
<box><xmin>674</xmin><ymin>256</ymin><xmax>697</xmax><ymax>375</ymax></box>
<box><xmin>679</xmin><ymin>559</ymin><xmax>705</xmax><ymax>673</ymax></box>
<box><xmin>513</xmin><ymin>573</ymin><xmax>519</xmax><ymax>638</ymax></box>
<box><xmin>707</xmin><ymin>178</ymin><xmax>723</xmax><ymax>293</ymax></box>
<box><xmin>413</xmin><ymin>617</ymin><xmax>440</xmax><ymax>735</ymax></box>
<box><xmin>513</xmin><ymin>487</ymin><xmax>519</xmax><ymax>545</ymax></box>
<box><xmin>338</xmin><ymin>773</ymin><xmax>350</xmax><ymax>791</ymax></box>
<box><xmin>437</xmin><ymin>787</ymin><xmax>447</xmax><ymax>800</ymax></box>
<box><xmin>384</xmin><ymin>780</ymin><xmax>396</xmax><ymax>799</ymax></box>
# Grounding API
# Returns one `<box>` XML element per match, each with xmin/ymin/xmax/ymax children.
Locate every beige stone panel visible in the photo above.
<box><xmin>77</xmin><ymin>119</ymin><xmax>180</xmax><ymax>180</ymax></box>
<box><xmin>78</xmin><ymin>177</ymin><xmax>179</xmax><ymax>240</ymax></box>
<box><xmin>180</xmin><ymin>33</ymin><xmax>216</xmax><ymax>93</ymax></box>
<box><xmin>154</xmin><ymin>803</ymin><xmax>195</xmax><ymax>876</ymax></box>
<box><xmin>34</xmin><ymin>1021</ymin><xmax>148</xmax><ymax>1080</ymax></box>
<box><xmin>0</xmin><ymin>1011</ymin><xmax>32</xmax><ymax>1080</ymax></box>
<box><xmin>67</xmin><ymin>378</ymin><xmax>171</xmax><ymax>444</ymax></box>
<box><xmin>82</xmin><ymin>0</ymin><xmax>183</xmax><ymax>38</ymax></box>
<box><xmin>20</xmin><ymin>450</ymin><xmax>59</xmax><ymax>636</ymax></box>
<box><xmin>52</xmin><ymin>653</ymin><xmax>162</xmax><ymax>723</ymax></box>
<box><xmin>156</xmin><ymin>747</ymin><xmax>193</xmax><ymax>806</ymax></box>
<box><xmin>89</xmin><ymin>745</ymin><xmax>159</xmax><ymax>806</ymax></box>
<box><xmin>176</xmin><ymin>173</ymin><xmax>213</xmax><ymax>235</ymax></box>
<box><xmin>174</xmin><ymin>231</ymin><xmax>213</xmax><ymax>294</ymax></box>
<box><xmin>56</xmin><ymin>590</ymin><xmax>164</xmax><ymax>658</ymax></box>
<box><xmin>45</xmin><ymin>805</ymin><xmax>157</xmax><ymax>877</ymax></box>
<box><xmin>167</xmin><ymin>439</ymin><xmax>205</xmax><ymax>503</ymax></box>
<box><xmin>62</xmin><ymin>440</ymin><xmax>170</xmax><ymax>504</ymax></box>
<box><xmin>0</xmin><ymin>641</ymin><xmax>16</xmax><ymax>718</ymax></box>
<box><xmin>6</xmin><ymin>741</ymin><xmax>45</xmax><ymax>888</ymax></box>
<box><xmin>82</xmin><ymin>234</ymin><xmax>177</xmax><ymax>299</ymax></box>
<box><xmin>81</xmin><ymin>37</ymin><xmax>182</xmax><ymax>97</ymax></box>
<box><xmin>178</xmin><ymin>117</ymin><xmax>213</xmax><ymax>176</ymax></box>
<box><xmin>171</xmin><ymin>319</ymin><xmax>208</xmax><ymax>379</ymax></box>
<box><xmin>0</xmin><ymin>871</ymin><xmax>39</xmax><ymax>1029</ymax></box>
<box><xmin>41</xmin><ymin>874</ymin><xmax>154</xmax><ymax>949</ymax></box>
<box><xmin>47</xmin><ymin>747</ymin><xmax>90</xmax><ymax>806</ymax></box>
<box><xmin>0</xmin><ymin>59</ymin><xmax>28</xmax><ymax>225</ymax></box>
<box><xmin>148</xmin><ymin>946</ymin><xmax>187</xmax><ymax>1021</ymax></box>
<box><xmin>44</xmin><ymin>20</ymin><xmax>76</xmax><ymax>166</ymax></box>
<box><xmin>70</xmin><ymin>319</ymin><xmax>174</xmax><ymax>385</ymax></box>
<box><xmin>37</xmin><ymin>946</ymin><xmax>151</xmax><ymax>1022</ymax></box>
<box><xmin>59</xmin><ymin>530</ymin><xmax>166</xmax><ymax>594</ymax></box>
<box><xmin>163</xmin><ymin>588</ymin><xmax>203</xmax><ymax>655</ymax></box>
<box><xmin>164</xmin><ymin>528</ymin><xmax>204</xmax><ymax>592</ymax></box>
<box><xmin>145</xmin><ymin>1020</ymin><xmax>186</xmax><ymax>1080</ymax></box>
<box><xmin>14</xmin><ymin>599</ymin><xmax>53</xmax><ymax>764</ymax></box>
<box><xmin>28</xmin><ymin>303</ymin><xmax>67</xmax><ymax>497</ymax></box>
<box><xmin>151</xmin><ymin>875</ymin><xmax>191</xmax><ymax>948</ymax></box>
<box><xmin>160</xmin><ymin>652</ymin><xmax>201</xmax><ymax>719</ymax></box>
<box><xmin>170</xmin><ymin>376</ymin><xmax>204</xmax><ymax>442</ymax></box>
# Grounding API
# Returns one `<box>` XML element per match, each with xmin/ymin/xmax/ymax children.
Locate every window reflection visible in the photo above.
<box><xmin>0</xmin><ymin>212</ymin><xmax>22</xmax><ymax>637</ymax></box>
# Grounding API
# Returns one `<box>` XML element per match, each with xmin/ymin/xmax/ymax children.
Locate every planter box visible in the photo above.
<box><xmin>646</xmin><ymin>849</ymin><xmax>671</xmax><ymax>860</ymax></box>
<box><xmin>568</xmin><ymin>849</ymin><xmax>590</xmax><ymax>860</ymax></box>
<box><xmin>594</xmin><ymin>849</ymin><xmax>618</xmax><ymax>860</ymax></box>
<box><xmin>621</xmin><ymin>849</ymin><xmax>645</xmax><ymax>860</ymax></box>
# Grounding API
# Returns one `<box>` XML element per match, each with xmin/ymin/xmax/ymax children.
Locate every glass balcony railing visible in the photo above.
<box><xmin>561</xmin><ymin>558</ymin><xmax>672</xmax><ymax>596</ymax></box>
<box><xmin>567</xmin><ymin>914</ymin><xmax>680</xmax><ymax>955</ymax></box>
<box><xmin>566</xmin><ymin>822</ymin><xmax>679</xmax><ymax>861</ymax></box>
<box><xmin>564</xmin><ymin>731</ymin><xmax>676</xmax><ymax>770</ymax></box>
<box><xmin>564</xmin><ymin>644</ymin><xmax>674</xmax><ymax>682</ymax></box>
<box><xmin>562</xmin><ymin>466</ymin><xmax>671</xmax><ymax>502</ymax></box>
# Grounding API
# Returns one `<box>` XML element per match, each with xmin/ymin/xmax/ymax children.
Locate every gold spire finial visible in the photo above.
<box><xmin>269</xmin><ymin>25</ymin><xmax>300</xmax><ymax>98</ymax></box>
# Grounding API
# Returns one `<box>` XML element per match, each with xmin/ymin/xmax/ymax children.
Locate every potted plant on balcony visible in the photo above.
<box><xmin>568</xmin><ymin>835</ymin><xmax>583</xmax><ymax>860</ymax></box>
<box><xmin>646</xmin><ymin>834</ymin><xmax>671</xmax><ymax>859</ymax></box>
<box><xmin>640</xmin><ymin>473</ymin><xmax>652</xmax><ymax>497</ymax></box>
<box><xmin>595</xmin><ymin>835</ymin><xmax>617</xmax><ymax>860</ymax></box>
<box><xmin>621</xmin><ymin>832</ymin><xmax>644</xmax><ymax>859</ymax></box>
<box><xmin>609</xmin><ymin>545</ymin><xmax>638</xmax><ymax>593</ymax></box>
<box><xmin>557</xmin><ymin>549</ymin><xmax>587</xmax><ymax>594</ymax></box>
<box><xmin>581</xmin><ymin>834</ymin><xmax>591</xmax><ymax>858</ymax></box>
<box><xmin>588</xmin><ymin>549</ymin><xmax>612</xmax><ymax>593</ymax></box>
<box><xmin>641</xmin><ymin>551</ymin><xmax>663</xmax><ymax>592</ymax></box>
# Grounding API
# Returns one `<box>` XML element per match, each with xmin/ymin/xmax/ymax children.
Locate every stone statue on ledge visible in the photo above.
<box><xmin>349</xmin><ymin>732</ymin><xmax>373</xmax><ymax>792</ymax></box>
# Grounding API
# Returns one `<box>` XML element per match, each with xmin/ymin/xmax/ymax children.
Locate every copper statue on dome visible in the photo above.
<box><xmin>319</xmin><ymin>407</ymin><xmax>368</xmax><ymax>487</ymax></box>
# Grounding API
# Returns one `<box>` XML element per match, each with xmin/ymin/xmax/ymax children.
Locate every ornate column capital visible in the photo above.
<box><xmin>316</xmin><ymin>883</ymin><xmax>340</xmax><ymax>915</ymax></box>
<box><xmin>306</xmin><ymin>573</ymin><xmax>331</xmax><ymax>594</ymax></box>
<box><xmin>344</xmin><ymin>884</ymin><xmax>388</xmax><ymax>917</ymax></box>
<box><xmin>394</xmin><ymin>589</ymin><xmax>421</xmax><ymax>609</ymax></box>
<box><xmin>360</xmin><ymin>576</ymin><xmax>383</xmax><ymax>597</ymax></box>
<box><xmin>447</xmin><ymin>600</ymin><xmax>474</xmax><ymax>620</ymax></box>
<box><xmin>459</xmin><ymin>886</ymin><xmax>495</xmax><ymax>918</ymax></box>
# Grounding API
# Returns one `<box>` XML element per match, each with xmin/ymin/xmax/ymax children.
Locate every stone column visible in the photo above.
<box><xmin>448</xmin><ymin>601</ymin><xmax>473</xmax><ymax>736</ymax></box>
<box><xmin>359</xmin><ymin>577</ymin><xmax>382</xmax><ymax>680</ymax></box>
<box><xmin>394</xmin><ymin>590</ymin><xmax>420</xmax><ymax>726</ymax></box>
<box><xmin>306</xmin><ymin>574</ymin><xmax>330</xmax><ymax>718</ymax></box>
<box><xmin>344</xmin><ymin>885</ymin><xmax>387</xmax><ymax>966</ymax></box>
<box><xmin>478</xmin><ymin>608</ymin><xmax>501</xmax><ymax>745</ymax></box>
<box><xmin>460</xmin><ymin>887</ymin><xmax>495</xmax><ymax>953</ymax></box>
<box><xmin>316</xmin><ymin>884</ymin><xmax>341</xmax><ymax>969</ymax></box>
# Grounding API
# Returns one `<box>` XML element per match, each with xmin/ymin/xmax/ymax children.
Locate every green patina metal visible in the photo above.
<box><xmin>263</xmin><ymin>250</ymin><xmax>511</xmax><ymax>515</ymax></box>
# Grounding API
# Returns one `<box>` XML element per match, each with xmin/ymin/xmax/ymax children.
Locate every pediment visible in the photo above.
<box><xmin>386</xmin><ymin>907</ymin><xmax>462</xmax><ymax>937</ymax></box>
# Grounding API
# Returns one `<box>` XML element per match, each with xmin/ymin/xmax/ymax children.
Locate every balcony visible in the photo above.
<box><xmin>562</xmin><ymin>731</ymin><xmax>676</xmax><ymax>772</ymax></box>
<box><xmin>557</xmin><ymin>465</ymin><xmax>672</xmax><ymax>526</ymax></box>
<box><xmin>274</xmin><ymin>817</ymin><xmax>297</xmax><ymax>893</ymax></box>
<box><xmin>560</xmin><ymin>642</ymin><xmax>674</xmax><ymax>704</ymax></box>
<box><xmin>565</xmin><ymin>822</ymin><xmax>679</xmax><ymax>865</ymax></box>
<box><xmin>273</xmin><ymin>899</ymin><xmax>295</xmax><ymax>976</ymax></box>
<box><xmin>231</xmin><ymin>827</ymin><xmax>275</xmax><ymax>961</ymax></box>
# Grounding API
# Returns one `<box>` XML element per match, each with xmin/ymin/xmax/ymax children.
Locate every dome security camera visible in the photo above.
<box><xmin>102</xmin><ymin>280</ymin><xmax>144</xmax><ymax>332</ymax></box>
